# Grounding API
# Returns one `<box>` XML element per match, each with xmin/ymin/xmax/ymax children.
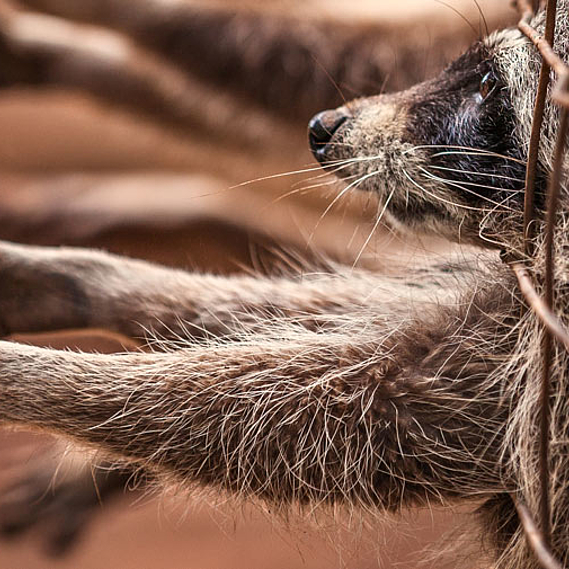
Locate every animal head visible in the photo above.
<box><xmin>308</xmin><ymin>3</ymin><xmax>569</xmax><ymax>251</ymax></box>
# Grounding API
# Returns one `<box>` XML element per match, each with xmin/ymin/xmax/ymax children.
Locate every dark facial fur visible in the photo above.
<box><xmin>406</xmin><ymin>44</ymin><xmax>530</xmax><ymax>217</ymax></box>
<box><xmin>309</xmin><ymin>34</ymin><xmax>547</xmax><ymax>248</ymax></box>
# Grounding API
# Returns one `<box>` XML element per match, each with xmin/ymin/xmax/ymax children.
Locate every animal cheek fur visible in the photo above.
<box><xmin>346</xmin><ymin>97</ymin><xmax>410</xmax><ymax>152</ymax></box>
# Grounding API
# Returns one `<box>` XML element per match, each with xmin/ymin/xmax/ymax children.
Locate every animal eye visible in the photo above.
<box><xmin>479</xmin><ymin>71</ymin><xmax>497</xmax><ymax>101</ymax></box>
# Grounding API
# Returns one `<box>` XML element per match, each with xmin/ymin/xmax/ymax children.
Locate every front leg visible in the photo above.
<box><xmin>0</xmin><ymin>240</ymin><xmax>444</xmax><ymax>342</ymax></box>
<box><xmin>0</xmin><ymin>300</ymin><xmax>510</xmax><ymax>510</ymax></box>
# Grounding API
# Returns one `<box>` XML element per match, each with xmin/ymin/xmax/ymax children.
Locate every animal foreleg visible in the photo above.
<box><xmin>0</xmin><ymin>240</ymin><xmax>432</xmax><ymax>342</ymax></box>
<box><xmin>0</xmin><ymin>323</ymin><xmax>506</xmax><ymax>509</ymax></box>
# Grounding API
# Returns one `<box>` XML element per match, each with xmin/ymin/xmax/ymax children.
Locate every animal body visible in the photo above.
<box><xmin>0</xmin><ymin>2</ymin><xmax>567</xmax><ymax>569</ymax></box>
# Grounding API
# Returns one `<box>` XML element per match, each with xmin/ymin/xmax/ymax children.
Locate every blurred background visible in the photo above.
<box><xmin>0</xmin><ymin>0</ymin><xmax>513</xmax><ymax>567</ymax></box>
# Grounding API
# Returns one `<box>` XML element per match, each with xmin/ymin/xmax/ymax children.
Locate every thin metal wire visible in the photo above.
<box><xmin>515</xmin><ymin>499</ymin><xmax>565</xmax><ymax>569</ymax></box>
<box><xmin>519</xmin><ymin>13</ymin><xmax>567</xmax><ymax>76</ymax></box>
<box><xmin>513</xmin><ymin>263</ymin><xmax>569</xmax><ymax>351</ymax></box>
<box><xmin>513</xmin><ymin>0</ymin><xmax>569</xmax><ymax>566</ymax></box>
<box><xmin>518</xmin><ymin>0</ymin><xmax>557</xmax><ymax>256</ymax></box>
<box><xmin>542</xmin><ymin>72</ymin><xmax>569</xmax><ymax>547</ymax></box>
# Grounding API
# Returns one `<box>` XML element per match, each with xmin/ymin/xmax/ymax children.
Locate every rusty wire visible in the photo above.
<box><xmin>512</xmin><ymin>263</ymin><xmax>569</xmax><ymax>350</ymax></box>
<box><xmin>519</xmin><ymin>0</ymin><xmax>556</xmax><ymax>255</ymax></box>
<box><xmin>512</xmin><ymin>0</ymin><xmax>569</xmax><ymax>566</ymax></box>
<box><xmin>516</xmin><ymin>500</ymin><xmax>564</xmax><ymax>569</ymax></box>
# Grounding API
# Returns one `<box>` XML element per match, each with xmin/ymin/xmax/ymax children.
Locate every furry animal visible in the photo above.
<box><xmin>0</xmin><ymin>3</ymin><xmax>567</xmax><ymax>569</ymax></box>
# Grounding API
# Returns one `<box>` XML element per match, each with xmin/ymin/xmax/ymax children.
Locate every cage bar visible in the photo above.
<box><xmin>513</xmin><ymin>0</ymin><xmax>569</xmax><ymax>566</ymax></box>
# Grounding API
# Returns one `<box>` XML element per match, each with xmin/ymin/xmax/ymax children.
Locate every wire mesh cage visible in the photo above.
<box><xmin>511</xmin><ymin>1</ymin><xmax>569</xmax><ymax>568</ymax></box>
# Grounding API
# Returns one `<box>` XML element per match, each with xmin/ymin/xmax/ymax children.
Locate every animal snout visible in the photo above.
<box><xmin>308</xmin><ymin>109</ymin><xmax>348</xmax><ymax>163</ymax></box>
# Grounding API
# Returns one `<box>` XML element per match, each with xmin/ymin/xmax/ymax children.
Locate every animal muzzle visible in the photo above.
<box><xmin>308</xmin><ymin>108</ymin><xmax>349</xmax><ymax>165</ymax></box>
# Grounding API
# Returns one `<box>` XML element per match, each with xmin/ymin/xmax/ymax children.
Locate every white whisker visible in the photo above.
<box><xmin>403</xmin><ymin>144</ymin><xmax>526</xmax><ymax>165</ymax></box>
<box><xmin>431</xmin><ymin>151</ymin><xmax>525</xmax><ymax>165</ymax></box>
<box><xmin>352</xmin><ymin>186</ymin><xmax>395</xmax><ymax>268</ymax></box>
<box><xmin>290</xmin><ymin>171</ymin><xmax>337</xmax><ymax>188</ymax></box>
<box><xmin>419</xmin><ymin>168</ymin><xmax>516</xmax><ymax>211</ymax></box>
<box><xmin>295</xmin><ymin>178</ymin><xmax>350</xmax><ymax>193</ymax></box>
<box><xmin>308</xmin><ymin>170</ymin><xmax>381</xmax><ymax>244</ymax></box>
<box><xmin>402</xmin><ymin>169</ymin><xmax>491</xmax><ymax>212</ymax></box>
<box><xmin>429</xmin><ymin>165</ymin><xmax>525</xmax><ymax>183</ymax></box>
<box><xmin>230</xmin><ymin>159</ymin><xmax>365</xmax><ymax>190</ymax></box>
<box><xmin>267</xmin><ymin>181</ymin><xmax>340</xmax><ymax>207</ymax></box>
<box><xmin>477</xmin><ymin>193</ymin><xmax>523</xmax><ymax>249</ymax></box>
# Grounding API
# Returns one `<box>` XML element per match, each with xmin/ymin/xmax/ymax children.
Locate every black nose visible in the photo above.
<box><xmin>308</xmin><ymin>109</ymin><xmax>348</xmax><ymax>162</ymax></box>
